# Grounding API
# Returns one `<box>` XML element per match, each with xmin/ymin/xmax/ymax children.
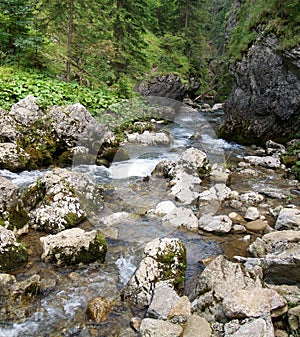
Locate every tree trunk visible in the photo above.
<box><xmin>66</xmin><ymin>0</ymin><xmax>74</xmax><ymax>83</ymax></box>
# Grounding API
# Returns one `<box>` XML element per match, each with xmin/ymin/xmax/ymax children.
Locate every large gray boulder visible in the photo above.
<box><xmin>219</xmin><ymin>34</ymin><xmax>300</xmax><ymax>144</ymax></box>
<box><xmin>191</xmin><ymin>255</ymin><xmax>261</xmax><ymax>323</ymax></box>
<box><xmin>40</xmin><ymin>228</ymin><xmax>107</xmax><ymax>266</ymax></box>
<box><xmin>25</xmin><ymin>168</ymin><xmax>103</xmax><ymax>233</ymax></box>
<box><xmin>248</xmin><ymin>230</ymin><xmax>300</xmax><ymax>284</ymax></box>
<box><xmin>134</xmin><ymin>73</ymin><xmax>189</xmax><ymax>101</ymax></box>
<box><xmin>121</xmin><ymin>238</ymin><xmax>186</xmax><ymax>306</ymax></box>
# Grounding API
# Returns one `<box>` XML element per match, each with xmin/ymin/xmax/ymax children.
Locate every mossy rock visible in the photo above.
<box><xmin>42</xmin><ymin>229</ymin><xmax>107</xmax><ymax>266</ymax></box>
<box><xmin>0</xmin><ymin>243</ymin><xmax>28</xmax><ymax>272</ymax></box>
<box><xmin>7</xmin><ymin>205</ymin><xmax>30</xmax><ymax>231</ymax></box>
<box><xmin>156</xmin><ymin>241</ymin><xmax>187</xmax><ymax>293</ymax></box>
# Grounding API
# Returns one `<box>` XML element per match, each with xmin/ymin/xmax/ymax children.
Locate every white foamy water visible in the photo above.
<box><xmin>115</xmin><ymin>255</ymin><xmax>136</xmax><ymax>284</ymax></box>
<box><xmin>0</xmin><ymin>169</ymin><xmax>50</xmax><ymax>188</ymax></box>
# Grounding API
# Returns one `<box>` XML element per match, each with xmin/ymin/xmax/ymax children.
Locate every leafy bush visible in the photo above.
<box><xmin>0</xmin><ymin>66</ymin><xmax>126</xmax><ymax>115</ymax></box>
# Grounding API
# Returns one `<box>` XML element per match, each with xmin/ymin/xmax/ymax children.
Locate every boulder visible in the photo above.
<box><xmin>134</xmin><ymin>73</ymin><xmax>188</xmax><ymax>101</ymax></box>
<box><xmin>26</xmin><ymin>168</ymin><xmax>103</xmax><ymax>233</ymax></box>
<box><xmin>198</xmin><ymin>183</ymin><xmax>233</xmax><ymax>202</ymax></box>
<box><xmin>0</xmin><ymin>226</ymin><xmax>28</xmax><ymax>271</ymax></box>
<box><xmin>244</xmin><ymin>207</ymin><xmax>260</xmax><ymax>221</ymax></box>
<box><xmin>162</xmin><ymin>207</ymin><xmax>198</xmax><ymax>231</ymax></box>
<box><xmin>244</xmin><ymin>155</ymin><xmax>281</xmax><ymax>169</ymax></box>
<box><xmin>198</xmin><ymin>214</ymin><xmax>232</xmax><ymax>234</ymax></box>
<box><xmin>0</xmin><ymin>110</ymin><xmax>19</xmax><ymax>142</ymax></box>
<box><xmin>248</xmin><ymin>230</ymin><xmax>300</xmax><ymax>258</ymax></box>
<box><xmin>239</xmin><ymin>191</ymin><xmax>264</xmax><ymax>206</ymax></box>
<box><xmin>0</xmin><ymin>142</ymin><xmax>31</xmax><ymax>172</ymax></box>
<box><xmin>9</xmin><ymin>95</ymin><xmax>43</xmax><ymax>127</ymax></box>
<box><xmin>169</xmin><ymin>169</ymin><xmax>202</xmax><ymax>205</ymax></box>
<box><xmin>288</xmin><ymin>305</ymin><xmax>300</xmax><ymax>331</ymax></box>
<box><xmin>149</xmin><ymin>200</ymin><xmax>177</xmax><ymax>216</ymax></box>
<box><xmin>248</xmin><ymin>230</ymin><xmax>300</xmax><ymax>284</ymax></box>
<box><xmin>147</xmin><ymin>282</ymin><xmax>180</xmax><ymax>320</ymax></box>
<box><xmin>275</xmin><ymin>207</ymin><xmax>300</xmax><ymax>230</ymax></box>
<box><xmin>0</xmin><ymin>177</ymin><xmax>19</xmax><ymax>213</ymax></box>
<box><xmin>40</xmin><ymin>228</ymin><xmax>107</xmax><ymax>266</ymax></box>
<box><xmin>153</xmin><ymin>148</ymin><xmax>209</xmax><ymax>205</ymax></box>
<box><xmin>224</xmin><ymin>314</ymin><xmax>275</xmax><ymax>337</ymax></box>
<box><xmin>121</xmin><ymin>238</ymin><xmax>186</xmax><ymax>306</ymax></box>
<box><xmin>127</xmin><ymin>131</ymin><xmax>171</xmax><ymax>145</ymax></box>
<box><xmin>168</xmin><ymin>296</ymin><xmax>191</xmax><ymax>323</ymax></box>
<box><xmin>191</xmin><ymin>255</ymin><xmax>261</xmax><ymax>322</ymax></box>
<box><xmin>223</xmin><ymin>288</ymin><xmax>287</xmax><ymax>318</ymax></box>
<box><xmin>183</xmin><ymin>315</ymin><xmax>211</xmax><ymax>337</ymax></box>
<box><xmin>140</xmin><ymin>318</ymin><xmax>183</xmax><ymax>337</ymax></box>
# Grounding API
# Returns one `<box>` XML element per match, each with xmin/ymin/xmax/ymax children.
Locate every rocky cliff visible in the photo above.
<box><xmin>219</xmin><ymin>34</ymin><xmax>300</xmax><ymax>145</ymax></box>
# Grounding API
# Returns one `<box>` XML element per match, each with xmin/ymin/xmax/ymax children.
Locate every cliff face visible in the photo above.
<box><xmin>219</xmin><ymin>34</ymin><xmax>300</xmax><ymax>145</ymax></box>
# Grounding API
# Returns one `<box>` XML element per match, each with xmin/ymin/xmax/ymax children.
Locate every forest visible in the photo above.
<box><xmin>0</xmin><ymin>0</ymin><xmax>299</xmax><ymax>114</ymax></box>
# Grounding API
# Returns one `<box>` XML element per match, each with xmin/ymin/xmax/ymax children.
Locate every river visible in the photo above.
<box><xmin>0</xmin><ymin>104</ymin><xmax>293</xmax><ymax>337</ymax></box>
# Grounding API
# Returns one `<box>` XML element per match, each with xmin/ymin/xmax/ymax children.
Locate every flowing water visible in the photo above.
<box><xmin>0</xmin><ymin>107</ymin><xmax>293</xmax><ymax>336</ymax></box>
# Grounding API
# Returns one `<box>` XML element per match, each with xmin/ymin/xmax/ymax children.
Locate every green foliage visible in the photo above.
<box><xmin>0</xmin><ymin>66</ymin><xmax>122</xmax><ymax>114</ymax></box>
<box><xmin>0</xmin><ymin>0</ymin><xmax>43</xmax><ymax>64</ymax></box>
<box><xmin>228</xmin><ymin>0</ymin><xmax>300</xmax><ymax>60</ymax></box>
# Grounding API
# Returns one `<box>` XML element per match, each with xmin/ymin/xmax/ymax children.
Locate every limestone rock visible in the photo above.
<box><xmin>191</xmin><ymin>255</ymin><xmax>261</xmax><ymax>322</ymax></box>
<box><xmin>224</xmin><ymin>314</ymin><xmax>275</xmax><ymax>337</ymax></box>
<box><xmin>169</xmin><ymin>169</ymin><xmax>201</xmax><ymax>205</ymax></box>
<box><xmin>229</xmin><ymin>212</ymin><xmax>246</xmax><ymax>225</ymax></box>
<box><xmin>127</xmin><ymin>131</ymin><xmax>171</xmax><ymax>145</ymax></box>
<box><xmin>27</xmin><ymin>168</ymin><xmax>103</xmax><ymax>233</ymax></box>
<box><xmin>40</xmin><ymin>228</ymin><xmax>107</xmax><ymax>266</ymax></box>
<box><xmin>0</xmin><ymin>273</ymin><xmax>41</xmax><ymax>323</ymax></box>
<box><xmin>100</xmin><ymin>212</ymin><xmax>132</xmax><ymax>226</ymax></box>
<box><xmin>223</xmin><ymin>288</ymin><xmax>287</xmax><ymax>318</ymax></box>
<box><xmin>248</xmin><ymin>230</ymin><xmax>300</xmax><ymax>284</ymax></box>
<box><xmin>168</xmin><ymin>296</ymin><xmax>191</xmax><ymax>323</ymax></box>
<box><xmin>0</xmin><ymin>110</ymin><xmax>19</xmax><ymax>142</ymax></box>
<box><xmin>244</xmin><ymin>155</ymin><xmax>281</xmax><ymax>169</ymax></box>
<box><xmin>122</xmin><ymin>238</ymin><xmax>186</xmax><ymax>306</ymax></box>
<box><xmin>275</xmin><ymin>207</ymin><xmax>300</xmax><ymax>230</ymax></box>
<box><xmin>198</xmin><ymin>214</ymin><xmax>232</xmax><ymax>234</ymax></box>
<box><xmin>245</xmin><ymin>207</ymin><xmax>260</xmax><ymax>221</ymax></box>
<box><xmin>135</xmin><ymin>73</ymin><xmax>188</xmax><ymax>101</ymax></box>
<box><xmin>162</xmin><ymin>207</ymin><xmax>198</xmax><ymax>231</ymax></box>
<box><xmin>288</xmin><ymin>305</ymin><xmax>300</xmax><ymax>331</ymax></box>
<box><xmin>9</xmin><ymin>95</ymin><xmax>43</xmax><ymax>127</ymax></box>
<box><xmin>239</xmin><ymin>191</ymin><xmax>264</xmax><ymax>206</ymax></box>
<box><xmin>0</xmin><ymin>143</ymin><xmax>31</xmax><ymax>172</ymax></box>
<box><xmin>140</xmin><ymin>318</ymin><xmax>183</xmax><ymax>337</ymax></box>
<box><xmin>183</xmin><ymin>315</ymin><xmax>211</xmax><ymax>337</ymax></box>
<box><xmin>153</xmin><ymin>148</ymin><xmax>209</xmax><ymax>205</ymax></box>
<box><xmin>249</xmin><ymin>230</ymin><xmax>300</xmax><ymax>258</ymax></box>
<box><xmin>147</xmin><ymin>282</ymin><xmax>180</xmax><ymax>320</ymax></box>
<box><xmin>199</xmin><ymin>183</ymin><xmax>232</xmax><ymax>202</ymax></box>
<box><xmin>0</xmin><ymin>226</ymin><xmax>27</xmax><ymax>271</ymax></box>
<box><xmin>149</xmin><ymin>200</ymin><xmax>177</xmax><ymax>216</ymax></box>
